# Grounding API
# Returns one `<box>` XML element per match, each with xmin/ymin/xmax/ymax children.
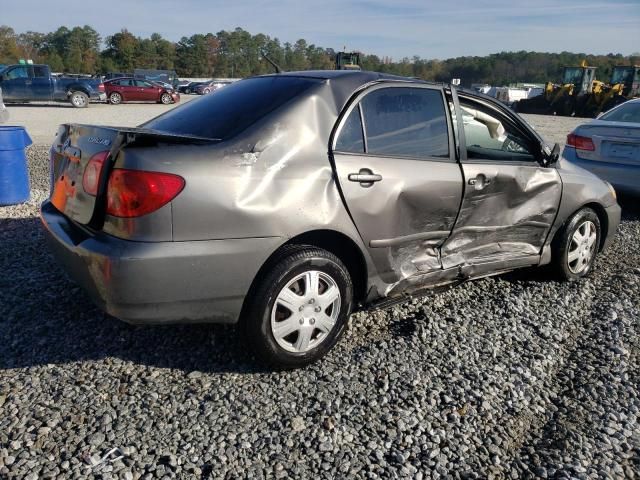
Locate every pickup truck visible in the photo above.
<box><xmin>0</xmin><ymin>64</ymin><xmax>106</xmax><ymax>108</ymax></box>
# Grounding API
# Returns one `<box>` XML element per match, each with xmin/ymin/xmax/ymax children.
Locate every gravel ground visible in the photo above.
<box><xmin>1</xmin><ymin>115</ymin><xmax>639</xmax><ymax>479</ymax></box>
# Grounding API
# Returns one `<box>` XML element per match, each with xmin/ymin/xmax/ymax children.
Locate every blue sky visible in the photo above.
<box><xmin>2</xmin><ymin>0</ymin><xmax>639</xmax><ymax>58</ymax></box>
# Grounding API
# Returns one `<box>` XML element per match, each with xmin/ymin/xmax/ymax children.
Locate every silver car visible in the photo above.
<box><xmin>40</xmin><ymin>71</ymin><xmax>621</xmax><ymax>367</ymax></box>
<box><xmin>564</xmin><ymin>98</ymin><xmax>640</xmax><ymax>195</ymax></box>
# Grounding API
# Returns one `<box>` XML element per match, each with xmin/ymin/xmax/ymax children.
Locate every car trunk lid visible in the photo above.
<box><xmin>49</xmin><ymin>124</ymin><xmax>215</xmax><ymax>227</ymax></box>
<box><xmin>574</xmin><ymin>123</ymin><xmax>640</xmax><ymax>164</ymax></box>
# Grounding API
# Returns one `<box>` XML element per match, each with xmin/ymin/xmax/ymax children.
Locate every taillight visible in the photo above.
<box><xmin>98</xmin><ymin>83</ymin><xmax>105</xmax><ymax>92</ymax></box>
<box><xmin>82</xmin><ymin>151</ymin><xmax>109</xmax><ymax>195</ymax></box>
<box><xmin>106</xmin><ymin>169</ymin><xmax>185</xmax><ymax>218</ymax></box>
<box><xmin>567</xmin><ymin>133</ymin><xmax>595</xmax><ymax>151</ymax></box>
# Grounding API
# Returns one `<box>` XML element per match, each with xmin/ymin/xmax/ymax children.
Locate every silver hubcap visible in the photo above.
<box><xmin>72</xmin><ymin>94</ymin><xmax>86</xmax><ymax>106</ymax></box>
<box><xmin>270</xmin><ymin>270</ymin><xmax>341</xmax><ymax>353</ymax></box>
<box><xmin>162</xmin><ymin>94</ymin><xmax>170</xmax><ymax>103</ymax></box>
<box><xmin>110</xmin><ymin>94</ymin><xmax>120</xmax><ymax>104</ymax></box>
<box><xmin>568</xmin><ymin>220</ymin><xmax>597</xmax><ymax>274</ymax></box>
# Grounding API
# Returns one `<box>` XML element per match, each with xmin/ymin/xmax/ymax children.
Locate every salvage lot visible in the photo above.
<box><xmin>0</xmin><ymin>103</ymin><xmax>639</xmax><ymax>479</ymax></box>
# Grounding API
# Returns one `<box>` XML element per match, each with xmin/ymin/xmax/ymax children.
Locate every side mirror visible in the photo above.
<box><xmin>543</xmin><ymin>143</ymin><xmax>561</xmax><ymax>166</ymax></box>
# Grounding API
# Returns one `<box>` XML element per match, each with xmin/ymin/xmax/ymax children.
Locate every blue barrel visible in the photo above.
<box><xmin>0</xmin><ymin>126</ymin><xmax>32</xmax><ymax>206</ymax></box>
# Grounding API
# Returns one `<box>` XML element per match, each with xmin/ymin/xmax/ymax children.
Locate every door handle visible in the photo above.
<box><xmin>468</xmin><ymin>174</ymin><xmax>492</xmax><ymax>189</ymax></box>
<box><xmin>348</xmin><ymin>168</ymin><xmax>382</xmax><ymax>187</ymax></box>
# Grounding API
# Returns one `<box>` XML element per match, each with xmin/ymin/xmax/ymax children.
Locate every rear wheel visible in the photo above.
<box><xmin>70</xmin><ymin>91</ymin><xmax>89</xmax><ymax>108</ymax></box>
<box><xmin>109</xmin><ymin>92</ymin><xmax>122</xmax><ymax>105</ymax></box>
<box><xmin>551</xmin><ymin>208</ymin><xmax>601</xmax><ymax>281</ymax></box>
<box><xmin>243</xmin><ymin>246</ymin><xmax>353</xmax><ymax>368</ymax></box>
<box><xmin>160</xmin><ymin>92</ymin><xmax>172</xmax><ymax>104</ymax></box>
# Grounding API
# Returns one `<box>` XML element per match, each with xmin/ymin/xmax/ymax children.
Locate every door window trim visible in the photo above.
<box><xmin>331</xmin><ymin>82</ymin><xmax>457</xmax><ymax>163</ymax></box>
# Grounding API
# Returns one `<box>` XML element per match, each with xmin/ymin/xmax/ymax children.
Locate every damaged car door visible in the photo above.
<box><xmin>441</xmin><ymin>94</ymin><xmax>562</xmax><ymax>274</ymax></box>
<box><xmin>331</xmin><ymin>84</ymin><xmax>463</xmax><ymax>285</ymax></box>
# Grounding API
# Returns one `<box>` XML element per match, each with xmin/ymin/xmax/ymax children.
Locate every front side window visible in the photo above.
<box><xmin>458</xmin><ymin>100</ymin><xmax>535</xmax><ymax>162</ymax></box>
<box><xmin>6</xmin><ymin>67</ymin><xmax>28</xmax><ymax>80</ymax></box>
<box><xmin>335</xmin><ymin>106</ymin><xmax>365</xmax><ymax>153</ymax></box>
<box><xmin>359</xmin><ymin>87</ymin><xmax>449</xmax><ymax>158</ymax></box>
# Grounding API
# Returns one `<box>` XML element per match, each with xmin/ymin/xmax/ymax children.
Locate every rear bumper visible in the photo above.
<box><xmin>40</xmin><ymin>201</ymin><xmax>281</xmax><ymax>325</ymax></box>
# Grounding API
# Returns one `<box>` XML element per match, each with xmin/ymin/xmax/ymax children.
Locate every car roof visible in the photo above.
<box><xmin>258</xmin><ymin>69</ymin><xmax>428</xmax><ymax>84</ymax></box>
<box><xmin>254</xmin><ymin>70</ymin><xmax>441</xmax><ymax>112</ymax></box>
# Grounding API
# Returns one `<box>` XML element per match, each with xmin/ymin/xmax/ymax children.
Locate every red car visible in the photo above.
<box><xmin>104</xmin><ymin>77</ymin><xmax>179</xmax><ymax>105</ymax></box>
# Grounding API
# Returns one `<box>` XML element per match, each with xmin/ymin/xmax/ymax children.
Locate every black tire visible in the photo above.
<box><xmin>70</xmin><ymin>91</ymin><xmax>89</xmax><ymax>108</ymax></box>
<box><xmin>551</xmin><ymin>208</ymin><xmax>601</xmax><ymax>281</ymax></box>
<box><xmin>160</xmin><ymin>92</ymin><xmax>172</xmax><ymax>104</ymax></box>
<box><xmin>109</xmin><ymin>92</ymin><xmax>122</xmax><ymax>105</ymax></box>
<box><xmin>243</xmin><ymin>245</ymin><xmax>353</xmax><ymax>369</ymax></box>
<box><xmin>203</xmin><ymin>88</ymin><xmax>211</xmax><ymax>94</ymax></box>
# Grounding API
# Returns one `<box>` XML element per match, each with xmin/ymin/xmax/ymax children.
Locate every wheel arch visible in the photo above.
<box><xmin>554</xmin><ymin>202</ymin><xmax>609</xmax><ymax>251</ymax></box>
<box><xmin>66</xmin><ymin>85</ymin><xmax>91</xmax><ymax>97</ymax></box>
<box><xmin>240</xmin><ymin>229</ymin><xmax>369</xmax><ymax>320</ymax></box>
<box><xmin>582</xmin><ymin>202</ymin><xmax>609</xmax><ymax>251</ymax></box>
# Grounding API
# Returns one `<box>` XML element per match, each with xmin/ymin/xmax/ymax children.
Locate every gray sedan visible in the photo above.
<box><xmin>564</xmin><ymin>98</ymin><xmax>640</xmax><ymax>195</ymax></box>
<box><xmin>40</xmin><ymin>71</ymin><xmax>621</xmax><ymax>368</ymax></box>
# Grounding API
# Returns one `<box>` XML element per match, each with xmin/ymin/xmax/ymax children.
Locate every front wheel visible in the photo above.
<box><xmin>551</xmin><ymin>208</ymin><xmax>601</xmax><ymax>281</ymax></box>
<box><xmin>160</xmin><ymin>92</ymin><xmax>172</xmax><ymax>104</ymax></box>
<box><xmin>243</xmin><ymin>246</ymin><xmax>353</xmax><ymax>368</ymax></box>
<box><xmin>70</xmin><ymin>91</ymin><xmax>89</xmax><ymax>108</ymax></box>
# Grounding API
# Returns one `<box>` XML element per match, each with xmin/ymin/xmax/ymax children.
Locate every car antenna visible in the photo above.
<box><xmin>261</xmin><ymin>51</ymin><xmax>282</xmax><ymax>74</ymax></box>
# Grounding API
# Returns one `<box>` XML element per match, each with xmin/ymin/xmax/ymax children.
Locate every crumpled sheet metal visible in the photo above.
<box><xmin>381</xmin><ymin>164</ymin><xmax>561</xmax><ymax>296</ymax></box>
<box><xmin>115</xmin><ymin>83</ymin><xmax>369</xmax><ymax>253</ymax></box>
<box><xmin>441</xmin><ymin>165</ymin><xmax>561</xmax><ymax>268</ymax></box>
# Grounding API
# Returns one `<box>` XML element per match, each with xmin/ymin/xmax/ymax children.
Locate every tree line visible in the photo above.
<box><xmin>1</xmin><ymin>25</ymin><xmax>638</xmax><ymax>86</ymax></box>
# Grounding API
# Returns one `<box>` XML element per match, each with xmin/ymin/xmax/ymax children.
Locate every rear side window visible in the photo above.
<box><xmin>600</xmin><ymin>101</ymin><xmax>640</xmax><ymax>123</ymax></box>
<box><xmin>33</xmin><ymin>66</ymin><xmax>48</xmax><ymax>78</ymax></box>
<box><xmin>335</xmin><ymin>106</ymin><xmax>365</xmax><ymax>153</ymax></box>
<box><xmin>145</xmin><ymin>76</ymin><xmax>322</xmax><ymax>140</ymax></box>
<box><xmin>361</xmin><ymin>87</ymin><xmax>449</xmax><ymax>158</ymax></box>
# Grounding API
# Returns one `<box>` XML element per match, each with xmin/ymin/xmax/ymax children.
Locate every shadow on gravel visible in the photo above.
<box><xmin>0</xmin><ymin>217</ymin><xmax>265</xmax><ymax>375</ymax></box>
<box><xmin>618</xmin><ymin>193</ymin><xmax>640</xmax><ymax>221</ymax></box>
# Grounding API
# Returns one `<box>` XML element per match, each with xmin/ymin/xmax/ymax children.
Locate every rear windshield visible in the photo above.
<box><xmin>144</xmin><ymin>76</ymin><xmax>322</xmax><ymax>140</ymax></box>
<box><xmin>599</xmin><ymin>101</ymin><xmax>640</xmax><ymax>123</ymax></box>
